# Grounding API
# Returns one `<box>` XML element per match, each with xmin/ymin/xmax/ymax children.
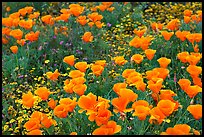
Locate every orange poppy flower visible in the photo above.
<box><xmin>76</xmin><ymin>16</ymin><xmax>88</xmax><ymax>26</ymax></box>
<box><xmin>30</xmin><ymin>111</ymin><xmax>43</xmax><ymax>121</ymax></box>
<box><xmin>71</xmin><ymin>77</ymin><xmax>86</xmax><ymax>85</ymax></box>
<box><xmin>2</xmin><ymin>17</ymin><xmax>13</xmax><ymax>27</ymax></box>
<box><xmin>147</xmin><ymin>78</ymin><xmax>163</xmax><ymax>94</ymax></box>
<box><xmin>113</xmin><ymin>83</ymin><xmax>127</xmax><ymax>96</ymax></box>
<box><xmin>69</xmin><ymin>4</ymin><xmax>84</xmax><ymax>17</ymax></box>
<box><xmin>185</xmin><ymin>85</ymin><xmax>202</xmax><ymax>98</ymax></box>
<box><xmin>144</xmin><ymin>49</ymin><xmax>156</xmax><ymax>60</ymax></box>
<box><xmin>175</xmin><ymin>30</ymin><xmax>190</xmax><ymax>41</ymax></box>
<box><xmin>70</xmin><ymin>132</ymin><xmax>77</xmax><ymax>135</ymax></box>
<box><xmin>132</xmin><ymin>100</ymin><xmax>151</xmax><ymax>109</ymax></box>
<box><xmin>74</xmin><ymin>62</ymin><xmax>88</xmax><ymax>72</ymax></box>
<box><xmin>19</xmin><ymin>19</ymin><xmax>33</xmax><ymax>30</ymax></box>
<box><xmin>24</xmin><ymin>6</ymin><xmax>33</xmax><ymax>14</ymax></box>
<box><xmin>187</xmin><ymin>104</ymin><xmax>202</xmax><ymax>120</ymax></box>
<box><xmin>157</xmin><ymin>100</ymin><xmax>176</xmax><ymax>116</ymax></box>
<box><xmin>18</xmin><ymin>8</ymin><xmax>27</xmax><ymax>16</ymax></box>
<box><xmin>107</xmin><ymin>7</ymin><xmax>115</xmax><ymax>12</ymax></box>
<box><xmin>186</xmin><ymin>54</ymin><xmax>201</xmax><ymax>65</ymax></box>
<box><xmin>186</xmin><ymin>65</ymin><xmax>202</xmax><ymax>78</ymax></box>
<box><xmin>88</xmin><ymin>22</ymin><xmax>94</xmax><ymax>28</ymax></box>
<box><xmin>88</xmin><ymin>108</ymin><xmax>112</xmax><ymax>126</ymax></box>
<box><xmin>48</xmin><ymin>99</ymin><xmax>57</xmax><ymax>109</ymax></box>
<box><xmin>153</xmin><ymin>68</ymin><xmax>169</xmax><ymax>80</ymax></box>
<box><xmin>126</xmin><ymin>75</ymin><xmax>143</xmax><ymax>85</ymax></box>
<box><xmin>27</xmin><ymin>129</ymin><xmax>42</xmax><ymax>135</ymax></box>
<box><xmin>133</xmin><ymin>28</ymin><xmax>146</xmax><ymax>38</ymax></box>
<box><xmin>161</xmin><ymin>124</ymin><xmax>191</xmax><ymax>135</ymax></box>
<box><xmin>135</xmin><ymin>81</ymin><xmax>146</xmax><ymax>92</ymax></box>
<box><xmin>157</xmin><ymin>57</ymin><xmax>171</xmax><ymax>68</ymax></box>
<box><xmin>122</xmin><ymin>69</ymin><xmax>136</xmax><ymax>79</ymax></box>
<box><xmin>129</xmin><ymin>37</ymin><xmax>140</xmax><ymax>48</ymax></box>
<box><xmin>159</xmin><ymin>90</ymin><xmax>177</xmax><ymax>101</ymax></box>
<box><xmin>145</xmin><ymin>70</ymin><xmax>160</xmax><ymax>80</ymax></box>
<box><xmin>24</xmin><ymin>118</ymin><xmax>41</xmax><ymax>131</ymax></box>
<box><xmin>69</xmin><ymin>70</ymin><xmax>85</xmax><ymax>79</ymax></box>
<box><xmin>95</xmin><ymin>21</ymin><xmax>103</xmax><ymax>29</ymax></box>
<box><xmin>22</xmin><ymin>91</ymin><xmax>35</xmax><ymax>108</ymax></box>
<box><xmin>193</xmin><ymin>44</ymin><xmax>199</xmax><ymax>52</ymax></box>
<box><xmin>82</xmin><ymin>32</ymin><xmax>94</xmax><ymax>43</ymax></box>
<box><xmin>184</xmin><ymin>9</ymin><xmax>192</xmax><ymax>16</ymax></box>
<box><xmin>177</xmin><ymin>52</ymin><xmax>189</xmax><ymax>63</ymax></box>
<box><xmin>41</xmin><ymin>113</ymin><xmax>53</xmax><ymax>128</ymax></box>
<box><xmin>194</xmin><ymin>33</ymin><xmax>202</xmax><ymax>43</ymax></box>
<box><xmin>149</xmin><ymin>107</ymin><xmax>166</xmax><ymax>125</ymax></box>
<box><xmin>131</xmin><ymin>54</ymin><xmax>143</xmax><ymax>64</ymax></box>
<box><xmin>166</xmin><ymin>18</ymin><xmax>180</xmax><ymax>31</ymax></box>
<box><xmin>59</xmin><ymin>98</ymin><xmax>77</xmax><ymax>112</ymax></box>
<box><xmin>92</xmin><ymin>120</ymin><xmax>121</xmax><ymax>135</ymax></box>
<box><xmin>17</xmin><ymin>39</ymin><xmax>26</xmax><ymax>46</ymax></box>
<box><xmin>10</xmin><ymin>45</ymin><xmax>18</xmax><ymax>54</ymax></box>
<box><xmin>151</xmin><ymin>22</ymin><xmax>164</xmax><ymax>31</ymax></box>
<box><xmin>63</xmin><ymin>82</ymin><xmax>75</xmax><ymax>94</ymax></box>
<box><xmin>2</xmin><ymin>37</ymin><xmax>9</xmax><ymax>44</ymax></box>
<box><xmin>161</xmin><ymin>31</ymin><xmax>174</xmax><ymax>41</ymax></box>
<box><xmin>184</xmin><ymin>16</ymin><xmax>191</xmax><ymax>24</ymax></box>
<box><xmin>25</xmin><ymin>31</ymin><xmax>40</xmax><ymax>42</ymax></box>
<box><xmin>46</xmin><ymin>69</ymin><xmax>60</xmax><ymax>81</ymax></box>
<box><xmin>114</xmin><ymin>56</ymin><xmax>128</xmax><ymax>66</ymax></box>
<box><xmin>78</xmin><ymin>93</ymin><xmax>97</xmax><ymax>113</ymax></box>
<box><xmin>88</xmin><ymin>12</ymin><xmax>103</xmax><ymax>23</ymax></box>
<box><xmin>73</xmin><ymin>84</ymin><xmax>87</xmax><ymax>96</ymax></box>
<box><xmin>2</xmin><ymin>27</ymin><xmax>11</xmax><ymax>36</ymax></box>
<box><xmin>63</xmin><ymin>55</ymin><xmax>75</xmax><ymax>66</ymax></box>
<box><xmin>54</xmin><ymin>104</ymin><xmax>69</xmax><ymax>118</ymax></box>
<box><xmin>192</xmin><ymin>76</ymin><xmax>202</xmax><ymax>88</ymax></box>
<box><xmin>132</xmin><ymin>106</ymin><xmax>150</xmax><ymax>120</ymax></box>
<box><xmin>140</xmin><ymin>36</ymin><xmax>153</xmax><ymax>50</ymax></box>
<box><xmin>41</xmin><ymin>15</ymin><xmax>54</xmax><ymax>25</ymax></box>
<box><xmin>9</xmin><ymin>29</ymin><xmax>23</xmax><ymax>40</ymax></box>
<box><xmin>118</xmin><ymin>88</ymin><xmax>138</xmax><ymax>102</ymax></box>
<box><xmin>91</xmin><ymin>64</ymin><xmax>104</xmax><ymax>76</ymax></box>
<box><xmin>35</xmin><ymin>87</ymin><xmax>50</xmax><ymax>101</ymax></box>
<box><xmin>95</xmin><ymin>60</ymin><xmax>106</xmax><ymax>67</ymax></box>
<box><xmin>177</xmin><ymin>79</ymin><xmax>191</xmax><ymax>91</ymax></box>
<box><xmin>111</xmin><ymin>97</ymin><xmax>133</xmax><ymax>114</ymax></box>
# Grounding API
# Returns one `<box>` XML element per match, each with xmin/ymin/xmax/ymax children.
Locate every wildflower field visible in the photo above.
<box><xmin>2</xmin><ymin>2</ymin><xmax>202</xmax><ymax>135</ymax></box>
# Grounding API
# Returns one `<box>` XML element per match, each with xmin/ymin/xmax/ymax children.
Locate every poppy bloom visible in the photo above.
<box><xmin>22</xmin><ymin>91</ymin><xmax>36</xmax><ymax>108</ymax></box>
<box><xmin>46</xmin><ymin>69</ymin><xmax>60</xmax><ymax>80</ymax></box>
<box><xmin>17</xmin><ymin>39</ymin><xmax>26</xmax><ymax>46</ymax></box>
<box><xmin>175</xmin><ymin>30</ymin><xmax>190</xmax><ymax>41</ymax></box>
<box><xmin>73</xmin><ymin>84</ymin><xmax>87</xmax><ymax>96</ymax></box>
<box><xmin>74</xmin><ymin>62</ymin><xmax>88</xmax><ymax>72</ymax></box>
<box><xmin>91</xmin><ymin>64</ymin><xmax>104</xmax><ymax>76</ymax></box>
<box><xmin>10</xmin><ymin>46</ymin><xmax>18</xmax><ymax>54</ymax></box>
<box><xmin>144</xmin><ymin>49</ymin><xmax>156</xmax><ymax>60</ymax></box>
<box><xmin>159</xmin><ymin>90</ymin><xmax>177</xmax><ymax>101</ymax></box>
<box><xmin>122</xmin><ymin>69</ymin><xmax>136</xmax><ymax>79</ymax></box>
<box><xmin>177</xmin><ymin>79</ymin><xmax>191</xmax><ymax>91</ymax></box>
<box><xmin>149</xmin><ymin>107</ymin><xmax>166</xmax><ymax>125</ymax></box>
<box><xmin>88</xmin><ymin>12</ymin><xmax>103</xmax><ymax>23</ymax></box>
<box><xmin>82</xmin><ymin>32</ymin><xmax>94</xmax><ymax>43</ymax></box>
<box><xmin>131</xmin><ymin>54</ymin><xmax>143</xmax><ymax>64</ymax></box>
<box><xmin>157</xmin><ymin>100</ymin><xmax>176</xmax><ymax>116</ymax></box>
<box><xmin>114</xmin><ymin>56</ymin><xmax>128</xmax><ymax>66</ymax></box>
<box><xmin>35</xmin><ymin>87</ymin><xmax>50</xmax><ymax>101</ymax></box>
<box><xmin>184</xmin><ymin>9</ymin><xmax>192</xmax><ymax>16</ymax></box>
<box><xmin>161</xmin><ymin>31</ymin><xmax>174</xmax><ymax>41</ymax></box>
<box><xmin>113</xmin><ymin>83</ymin><xmax>127</xmax><ymax>96</ymax></box>
<box><xmin>63</xmin><ymin>82</ymin><xmax>75</xmax><ymax>94</ymax></box>
<box><xmin>145</xmin><ymin>70</ymin><xmax>160</xmax><ymax>80</ymax></box>
<box><xmin>147</xmin><ymin>78</ymin><xmax>163</xmax><ymax>94</ymax></box>
<box><xmin>63</xmin><ymin>55</ymin><xmax>75</xmax><ymax>66</ymax></box>
<box><xmin>2</xmin><ymin>37</ymin><xmax>9</xmax><ymax>44</ymax></box>
<box><xmin>25</xmin><ymin>31</ymin><xmax>40</xmax><ymax>42</ymax></box>
<box><xmin>71</xmin><ymin>77</ymin><xmax>86</xmax><ymax>85</ymax></box>
<box><xmin>184</xmin><ymin>16</ymin><xmax>191</xmax><ymax>24</ymax></box>
<box><xmin>69</xmin><ymin>70</ymin><xmax>85</xmax><ymax>78</ymax></box>
<box><xmin>133</xmin><ymin>28</ymin><xmax>146</xmax><ymax>38</ymax></box>
<box><xmin>177</xmin><ymin>52</ymin><xmax>189</xmax><ymax>63</ymax></box>
<box><xmin>27</xmin><ymin>129</ymin><xmax>42</xmax><ymax>135</ymax></box>
<box><xmin>9</xmin><ymin>29</ymin><xmax>23</xmax><ymax>40</ymax></box>
<box><xmin>88</xmin><ymin>22</ymin><xmax>94</xmax><ymax>28</ymax></box>
<box><xmin>69</xmin><ymin>4</ymin><xmax>84</xmax><ymax>17</ymax></box>
<box><xmin>126</xmin><ymin>75</ymin><xmax>143</xmax><ymax>86</ymax></box>
<box><xmin>129</xmin><ymin>37</ymin><xmax>140</xmax><ymax>48</ymax></box>
<box><xmin>2</xmin><ymin>27</ymin><xmax>11</xmax><ymax>36</ymax></box>
<box><xmin>132</xmin><ymin>106</ymin><xmax>150</xmax><ymax>120</ymax></box>
<box><xmin>54</xmin><ymin>104</ymin><xmax>69</xmax><ymax>118</ymax></box>
<box><xmin>185</xmin><ymin>85</ymin><xmax>202</xmax><ymax>98</ymax></box>
<box><xmin>88</xmin><ymin>109</ymin><xmax>112</xmax><ymax>126</ymax></box>
<box><xmin>76</xmin><ymin>16</ymin><xmax>88</xmax><ymax>26</ymax></box>
<box><xmin>151</xmin><ymin>22</ymin><xmax>163</xmax><ymax>31</ymax></box>
<box><xmin>70</xmin><ymin>132</ymin><xmax>77</xmax><ymax>135</ymax></box>
<box><xmin>92</xmin><ymin>120</ymin><xmax>121</xmax><ymax>135</ymax></box>
<box><xmin>192</xmin><ymin>76</ymin><xmax>202</xmax><ymax>88</ymax></box>
<box><xmin>157</xmin><ymin>57</ymin><xmax>171</xmax><ymax>68</ymax></box>
<box><xmin>41</xmin><ymin>15</ymin><xmax>54</xmax><ymax>25</ymax></box>
<box><xmin>187</xmin><ymin>104</ymin><xmax>202</xmax><ymax>120</ymax></box>
<box><xmin>186</xmin><ymin>54</ymin><xmax>201</xmax><ymax>65</ymax></box>
<box><xmin>135</xmin><ymin>81</ymin><xmax>146</xmax><ymax>92</ymax></box>
<box><xmin>95</xmin><ymin>21</ymin><xmax>103</xmax><ymax>29</ymax></box>
<box><xmin>161</xmin><ymin>124</ymin><xmax>191</xmax><ymax>135</ymax></box>
<box><xmin>132</xmin><ymin>100</ymin><xmax>151</xmax><ymax>108</ymax></box>
<box><xmin>186</xmin><ymin>65</ymin><xmax>202</xmax><ymax>78</ymax></box>
<box><xmin>24</xmin><ymin>118</ymin><xmax>41</xmax><ymax>131</ymax></box>
<box><xmin>111</xmin><ymin>97</ymin><xmax>133</xmax><ymax>114</ymax></box>
<box><xmin>78</xmin><ymin>93</ymin><xmax>97</xmax><ymax>113</ymax></box>
<box><xmin>48</xmin><ymin>99</ymin><xmax>57</xmax><ymax>109</ymax></box>
<box><xmin>166</xmin><ymin>18</ymin><xmax>180</xmax><ymax>31</ymax></box>
<box><xmin>95</xmin><ymin>60</ymin><xmax>106</xmax><ymax>67</ymax></box>
<box><xmin>59</xmin><ymin>98</ymin><xmax>77</xmax><ymax>112</ymax></box>
<box><xmin>153</xmin><ymin>68</ymin><xmax>169</xmax><ymax>80</ymax></box>
<box><xmin>41</xmin><ymin>114</ymin><xmax>53</xmax><ymax>128</ymax></box>
<box><xmin>19</xmin><ymin>19</ymin><xmax>33</xmax><ymax>30</ymax></box>
<box><xmin>118</xmin><ymin>88</ymin><xmax>138</xmax><ymax>102</ymax></box>
<box><xmin>18</xmin><ymin>8</ymin><xmax>27</xmax><ymax>16</ymax></box>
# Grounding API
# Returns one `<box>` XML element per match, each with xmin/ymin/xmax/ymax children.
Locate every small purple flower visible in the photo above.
<box><xmin>2</xmin><ymin>88</ymin><xmax>4</xmax><ymax>92</ymax></box>
<box><xmin>54</xmin><ymin>64</ymin><xmax>57</xmax><ymax>67</ymax></box>
<box><xmin>83</xmin><ymin>57</ymin><xmax>88</xmax><ymax>61</ymax></box>
<box><xmin>174</xmin><ymin>73</ymin><xmax>177</xmax><ymax>83</ymax></box>
<box><xmin>60</xmin><ymin>41</ymin><xmax>64</xmax><ymax>45</ymax></box>
<box><xmin>53</xmin><ymin>35</ymin><xmax>57</xmax><ymax>39</ymax></box>
<box><xmin>181</xmin><ymin>66</ymin><xmax>185</xmax><ymax>69</ymax></box>
<box><xmin>27</xmin><ymin>41</ymin><xmax>31</xmax><ymax>45</ymax></box>
<box><xmin>65</xmin><ymin>43</ymin><xmax>69</xmax><ymax>46</ymax></box>
<box><xmin>107</xmin><ymin>23</ymin><xmax>112</xmax><ymax>27</ymax></box>
<box><xmin>18</xmin><ymin>75</ymin><xmax>24</xmax><ymax>78</ymax></box>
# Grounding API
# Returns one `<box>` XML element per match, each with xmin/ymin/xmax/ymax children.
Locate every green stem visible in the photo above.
<box><xmin>139</xmin><ymin>120</ymin><xmax>145</xmax><ymax>135</ymax></box>
<box><xmin>175</xmin><ymin>109</ymin><xmax>188</xmax><ymax>125</ymax></box>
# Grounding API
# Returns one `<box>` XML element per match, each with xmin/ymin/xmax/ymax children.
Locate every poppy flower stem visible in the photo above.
<box><xmin>175</xmin><ymin>109</ymin><xmax>188</xmax><ymax>125</ymax></box>
<box><xmin>15</xmin><ymin>54</ymin><xmax>19</xmax><ymax>69</ymax></box>
<box><xmin>139</xmin><ymin>120</ymin><xmax>145</xmax><ymax>135</ymax></box>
